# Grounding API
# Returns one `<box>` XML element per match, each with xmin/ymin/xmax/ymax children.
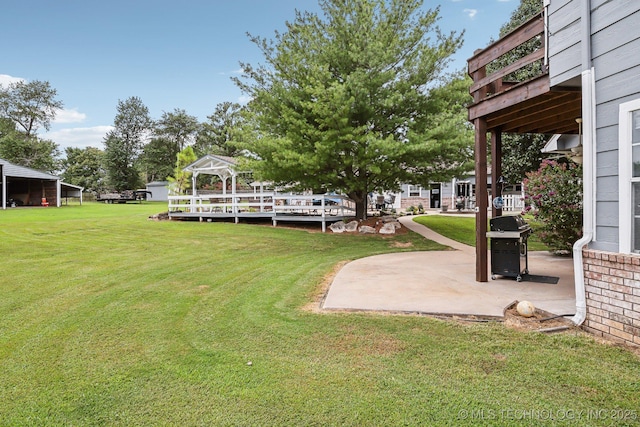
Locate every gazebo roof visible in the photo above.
<box><xmin>183</xmin><ymin>155</ymin><xmax>245</xmax><ymax>179</ymax></box>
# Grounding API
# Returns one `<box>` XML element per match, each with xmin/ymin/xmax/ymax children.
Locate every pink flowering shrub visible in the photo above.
<box><xmin>522</xmin><ymin>159</ymin><xmax>583</xmax><ymax>254</ymax></box>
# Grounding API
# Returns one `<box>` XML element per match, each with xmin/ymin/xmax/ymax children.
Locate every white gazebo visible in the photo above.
<box><xmin>167</xmin><ymin>154</ymin><xmax>355</xmax><ymax>231</ymax></box>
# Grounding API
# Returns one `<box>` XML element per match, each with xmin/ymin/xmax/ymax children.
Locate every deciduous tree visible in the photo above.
<box><xmin>0</xmin><ymin>80</ymin><xmax>63</xmax><ymax>172</ymax></box>
<box><xmin>154</xmin><ymin>108</ymin><xmax>199</xmax><ymax>153</ymax></box>
<box><xmin>140</xmin><ymin>137</ymin><xmax>176</xmax><ymax>182</ymax></box>
<box><xmin>0</xmin><ymin>133</ymin><xmax>61</xmax><ymax>173</ymax></box>
<box><xmin>103</xmin><ymin>97</ymin><xmax>153</xmax><ymax>190</ymax></box>
<box><xmin>0</xmin><ymin>80</ymin><xmax>63</xmax><ymax>137</ymax></box>
<box><xmin>140</xmin><ymin>108</ymin><xmax>199</xmax><ymax>182</ymax></box>
<box><xmin>168</xmin><ymin>146</ymin><xmax>197</xmax><ymax>195</ymax></box>
<box><xmin>61</xmin><ymin>147</ymin><xmax>106</xmax><ymax>192</ymax></box>
<box><xmin>234</xmin><ymin>0</ymin><xmax>466</xmax><ymax>219</ymax></box>
<box><xmin>194</xmin><ymin>102</ymin><xmax>244</xmax><ymax>157</ymax></box>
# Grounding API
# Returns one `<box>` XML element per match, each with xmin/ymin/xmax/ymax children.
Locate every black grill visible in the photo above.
<box><xmin>487</xmin><ymin>215</ymin><xmax>532</xmax><ymax>282</ymax></box>
<box><xmin>490</xmin><ymin>215</ymin><xmax>530</xmax><ymax>232</ymax></box>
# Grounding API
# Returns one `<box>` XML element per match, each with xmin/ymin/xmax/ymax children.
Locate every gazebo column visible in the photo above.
<box><xmin>475</xmin><ymin>118</ymin><xmax>488</xmax><ymax>282</ymax></box>
<box><xmin>192</xmin><ymin>172</ymin><xmax>198</xmax><ymax>197</ymax></box>
<box><xmin>221</xmin><ymin>177</ymin><xmax>228</xmax><ymax>214</ymax></box>
<box><xmin>191</xmin><ymin>172</ymin><xmax>199</xmax><ymax>213</ymax></box>
<box><xmin>231</xmin><ymin>174</ymin><xmax>238</xmax><ymax>222</ymax></box>
<box><xmin>491</xmin><ymin>129</ymin><xmax>502</xmax><ymax>218</ymax></box>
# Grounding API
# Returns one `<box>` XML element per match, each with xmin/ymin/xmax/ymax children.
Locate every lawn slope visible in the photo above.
<box><xmin>0</xmin><ymin>204</ymin><xmax>638</xmax><ymax>426</ymax></box>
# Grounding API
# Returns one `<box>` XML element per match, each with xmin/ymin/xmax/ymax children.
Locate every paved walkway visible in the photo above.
<box><xmin>323</xmin><ymin>214</ymin><xmax>577</xmax><ymax>318</ymax></box>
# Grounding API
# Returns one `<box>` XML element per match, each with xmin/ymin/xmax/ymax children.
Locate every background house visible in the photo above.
<box><xmin>399</xmin><ymin>172</ymin><xmax>524</xmax><ymax>213</ymax></box>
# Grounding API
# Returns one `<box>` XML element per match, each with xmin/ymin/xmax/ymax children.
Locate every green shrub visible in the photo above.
<box><xmin>523</xmin><ymin>159</ymin><xmax>582</xmax><ymax>254</ymax></box>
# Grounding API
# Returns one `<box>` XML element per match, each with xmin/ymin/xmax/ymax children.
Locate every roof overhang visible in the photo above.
<box><xmin>61</xmin><ymin>182</ymin><xmax>84</xmax><ymax>198</ymax></box>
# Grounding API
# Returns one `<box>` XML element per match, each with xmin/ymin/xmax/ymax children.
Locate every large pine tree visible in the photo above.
<box><xmin>234</xmin><ymin>0</ymin><xmax>472</xmax><ymax>219</ymax></box>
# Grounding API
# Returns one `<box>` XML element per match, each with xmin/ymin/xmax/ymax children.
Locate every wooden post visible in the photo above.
<box><xmin>475</xmin><ymin>118</ymin><xmax>489</xmax><ymax>282</ymax></box>
<box><xmin>491</xmin><ymin>129</ymin><xmax>502</xmax><ymax>218</ymax></box>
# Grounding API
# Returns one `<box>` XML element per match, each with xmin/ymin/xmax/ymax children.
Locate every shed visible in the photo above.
<box><xmin>0</xmin><ymin>158</ymin><xmax>83</xmax><ymax>209</ymax></box>
<box><xmin>146</xmin><ymin>181</ymin><xmax>169</xmax><ymax>202</ymax></box>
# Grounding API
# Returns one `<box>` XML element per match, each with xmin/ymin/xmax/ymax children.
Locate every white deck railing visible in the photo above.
<box><xmin>168</xmin><ymin>192</ymin><xmax>356</xmax><ymax>218</ymax></box>
<box><xmin>502</xmin><ymin>194</ymin><xmax>524</xmax><ymax>212</ymax></box>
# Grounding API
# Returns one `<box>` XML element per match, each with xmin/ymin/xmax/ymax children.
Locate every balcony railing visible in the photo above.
<box><xmin>468</xmin><ymin>10</ymin><xmax>546</xmax><ymax>105</ymax></box>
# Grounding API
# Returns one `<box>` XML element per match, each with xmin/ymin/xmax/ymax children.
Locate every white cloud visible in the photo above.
<box><xmin>42</xmin><ymin>126</ymin><xmax>113</xmax><ymax>150</ymax></box>
<box><xmin>0</xmin><ymin>74</ymin><xmax>25</xmax><ymax>87</ymax></box>
<box><xmin>54</xmin><ymin>108</ymin><xmax>87</xmax><ymax>124</ymax></box>
<box><xmin>464</xmin><ymin>8</ymin><xmax>478</xmax><ymax>18</ymax></box>
<box><xmin>238</xmin><ymin>95</ymin><xmax>252</xmax><ymax>104</ymax></box>
<box><xmin>218</xmin><ymin>68</ymin><xmax>244</xmax><ymax>76</ymax></box>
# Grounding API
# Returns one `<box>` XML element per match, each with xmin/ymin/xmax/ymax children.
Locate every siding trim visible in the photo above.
<box><xmin>618</xmin><ymin>97</ymin><xmax>640</xmax><ymax>253</ymax></box>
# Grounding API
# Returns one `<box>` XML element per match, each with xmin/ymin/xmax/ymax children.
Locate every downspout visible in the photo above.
<box><xmin>571</xmin><ymin>0</ymin><xmax>595</xmax><ymax>326</ymax></box>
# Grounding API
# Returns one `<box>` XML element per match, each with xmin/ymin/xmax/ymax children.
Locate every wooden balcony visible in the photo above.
<box><xmin>466</xmin><ymin>10</ymin><xmax>583</xmax><ymax>282</ymax></box>
<box><xmin>468</xmin><ymin>11</ymin><xmax>581</xmax><ymax>134</ymax></box>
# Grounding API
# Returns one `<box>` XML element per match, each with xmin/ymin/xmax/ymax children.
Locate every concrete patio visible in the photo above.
<box><xmin>323</xmin><ymin>215</ymin><xmax>577</xmax><ymax>319</ymax></box>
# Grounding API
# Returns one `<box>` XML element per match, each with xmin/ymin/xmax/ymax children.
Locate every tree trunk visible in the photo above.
<box><xmin>349</xmin><ymin>189</ymin><xmax>368</xmax><ymax>221</ymax></box>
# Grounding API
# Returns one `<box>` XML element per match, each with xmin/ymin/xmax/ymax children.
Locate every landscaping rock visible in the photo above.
<box><xmin>359</xmin><ymin>225</ymin><xmax>377</xmax><ymax>234</ymax></box>
<box><xmin>149</xmin><ymin>212</ymin><xmax>170</xmax><ymax>221</ymax></box>
<box><xmin>380</xmin><ymin>215</ymin><xmax>397</xmax><ymax>223</ymax></box>
<box><xmin>379</xmin><ymin>223</ymin><xmax>397</xmax><ymax>234</ymax></box>
<box><xmin>329</xmin><ymin>221</ymin><xmax>346</xmax><ymax>233</ymax></box>
<box><xmin>345</xmin><ymin>220</ymin><xmax>359</xmax><ymax>232</ymax></box>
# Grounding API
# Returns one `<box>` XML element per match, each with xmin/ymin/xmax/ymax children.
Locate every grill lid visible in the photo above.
<box><xmin>490</xmin><ymin>215</ymin><xmax>530</xmax><ymax>232</ymax></box>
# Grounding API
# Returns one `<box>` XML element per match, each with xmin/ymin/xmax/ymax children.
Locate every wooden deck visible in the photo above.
<box><xmin>467</xmin><ymin>9</ymin><xmax>582</xmax><ymax>281</ymax></box>
<box><xmin>467</xmin><ymin>11</ymin><xmax>581</xmax><ymax>135</ymax></box>
<box><xmin>168</xmin><ymin>192</ymin><xmax>355</xmax><ymax>232</ymax></box>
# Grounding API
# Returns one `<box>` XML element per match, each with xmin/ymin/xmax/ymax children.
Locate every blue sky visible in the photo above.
<box><xmin>1</xmin><ymin>0</ymin><xmax>519</xmax><ymax>151</ymax></box>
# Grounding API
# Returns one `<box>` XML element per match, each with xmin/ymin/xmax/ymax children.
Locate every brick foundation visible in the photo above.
<box><xmin>582</xmin><ymin>249</ymin><xmax>640</xmax><ymax>346</ymax></box>
<box><xmin>400</xmin><ymin>197</ymin><xmax>451</xmax><ymax>210</ymax></box>
<box><xmin>400</xmin><ymin>197</ymin><xmax>430</xmax><ymax>209</ymax></box>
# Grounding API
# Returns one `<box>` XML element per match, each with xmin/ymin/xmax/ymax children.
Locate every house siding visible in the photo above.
<box><xmin>591</xmin><ymin>1</ymin><xmax>640</xmax><ymax>345</ymax></box>
<box><xmin>548</xmin><ymin>0</ymin><xmax>582</xmax><ymax>87</ymax></box>
<box><xmin>591</xmin><ymin>1</ymin><xmax>640</xmax><ymax>252</ymax></box>
<box><xmin>546</xmin><ymin>1</ymin><xmax>640</xmax><ymax>346</ymax></box>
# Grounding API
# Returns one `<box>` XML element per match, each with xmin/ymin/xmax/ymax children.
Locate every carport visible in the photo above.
<box><xmin>0</xmin><ymin>158</ymin><xmax>82</xmax><ymax>208</ymax></box>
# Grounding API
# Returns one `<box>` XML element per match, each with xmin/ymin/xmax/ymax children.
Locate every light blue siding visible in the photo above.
<box><xmin>592</xmin><ymin>2</ymin><xmax>640</xmax><ymax>249</ymax></box>
<box><xmin>547</xmin><ymin>0</ymin><xmax>640</xmax><ymax>250</ymax></box>
<box><xmin>548</xmin><ymin>0</ymin><xmax>582</xmax><ymax>86</ymax></box>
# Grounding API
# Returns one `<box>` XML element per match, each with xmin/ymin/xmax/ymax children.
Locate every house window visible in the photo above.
<box><xmin>408</xmin><ymin>185</ymin><xmax>422</xmax><ymax>197</ymax></box>
<box><xmin>619</xmin><ymin>99</ymin><xmax>640</xmax><ymax>253</ymax></box>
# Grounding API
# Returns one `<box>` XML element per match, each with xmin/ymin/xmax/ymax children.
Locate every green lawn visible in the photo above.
<box><xmin>412</xmin><ymin>214</ymin><xmax>550</xmax><ymax>251</ymax></box>
<box><xmin>1</xmin><ymin>203</ymin><xmax>638</xmax><ymax>426</ymax></box>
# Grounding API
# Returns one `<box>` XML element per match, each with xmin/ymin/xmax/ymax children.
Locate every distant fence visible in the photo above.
<box><xmin>502</xmin><ymin>194</ymin><xmax>524</xmax><ymax>212</ymax></box>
